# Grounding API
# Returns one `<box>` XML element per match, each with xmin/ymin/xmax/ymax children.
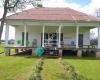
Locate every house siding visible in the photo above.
<box><xmin>15</xmin><ymin>26</ymin><xmax>90</xmax><ymax>47</ymax></box>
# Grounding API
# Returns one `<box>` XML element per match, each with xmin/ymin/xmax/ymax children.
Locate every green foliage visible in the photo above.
<box><xmin>60</xmin><ymin>60</ymin><xmax>87</xmax><ymax>80</ymax></box>
<box><xmin>0</xmin><ymin>44</ymin><xmax>4</xmax><ymax>53</ymax></box>
<box><xmin>29</xmin><ymin>59</ymin><xmax>44</xmax><ymax>80</ymax></box>
<box><xmin>16</xmin><ymin>40</ymin><xmax>21</xmax><ymax>44</ymax></box>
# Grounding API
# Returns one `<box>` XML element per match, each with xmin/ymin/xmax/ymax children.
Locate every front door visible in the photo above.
<box><xmin>41</xmin><ymin>33</ymin><xmax>63</xmax><ymax>47</ymax></box>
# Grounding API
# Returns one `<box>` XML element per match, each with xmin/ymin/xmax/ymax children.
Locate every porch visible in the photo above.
<box><xmin>4</xmin><ymin>20</ymin><xmax>100</xmax><ymax>57</ymax></box>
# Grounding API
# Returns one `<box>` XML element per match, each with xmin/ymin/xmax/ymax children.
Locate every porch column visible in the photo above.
<box><xmin>96</xmin><ymin>27</ymin><xmax>100</xmax><ymax>58</ymax></box>
<box><xmin>5</xmin><ymin>24</ymin><xmax>9</xmax><ymax>46</ymax></box>
<box><xmin>98</xmin><ymin>27</ymin><xmax>100</xmax><ymax>49</ymax></box>
<box><xmin>4</xmin><ymin>24</ymin><xmax>10</xmax><ymax>56</ymax></box>
<box><xmin>24</xmin><ymin>24</ymin><xmax>27</xmax><ymax>47</ymax></box>
<box><xmin>42</xmin><ymin>25</ymin><xmax>45</xmax><ymax>47</ymax></box>
<box><xmin>58</xmin><ymin>25</ymin><xmax>62</xmax><ymax>48</ymax></box>
<box><xmin>76</xmin><ymin>25</ymin><xmax>79</xmax><ymax>48</ymax></box>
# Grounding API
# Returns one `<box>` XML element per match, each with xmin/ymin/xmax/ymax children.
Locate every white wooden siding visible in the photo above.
<box><xmin>15</xmin><ymin>26</ymin><xmax>90</xmax><ymax>47</ymax></box>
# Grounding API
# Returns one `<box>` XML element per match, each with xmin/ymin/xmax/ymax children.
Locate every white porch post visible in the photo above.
<box><xmin>4</xmin><ymin>24</ymin><xmax>10</xmax><ymax>56</ymax></box>
<box><xmin>76</xmin><ymin>25</ymin><xmax>79</xmax><ymax>48</ymax></box>
<box><xmin>58</xmin><ymin>25</ymin><xmax>62</xmax><ymax>48</ymax></box>
<box><xmin>24</xmin><ymin>24</ymin><xmax>27</xmax><ymax>47</ymax></box>
<box><xmin>5</xmin><ymin>24</ymin><xmax>9</xmax><ymax>46</ymax></box>
<box><xmin>42</xmin><ymin>25</ymin><xmax>45</xmax><ymax>47</ymax></box>
<box><xmin>96</xmin><ymin>27</ymin><xmax>100</xmax><ymax>58</ymax></box>
<box><xmin>98</xmin><ymin>27</ymin><xmax>100</xmax><ymax>49</ymax></box>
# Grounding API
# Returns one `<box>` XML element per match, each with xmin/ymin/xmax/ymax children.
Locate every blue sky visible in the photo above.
<box><xmin>64</xmin><ymin>0</ymin><xmax>91</xmax><ymax>6</ymax></box>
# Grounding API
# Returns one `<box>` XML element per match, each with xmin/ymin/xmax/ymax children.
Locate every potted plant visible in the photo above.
<box><xmin>16</xmin><ymin>40</ymin><xmax>21</xmax><ymax>46</ymax></box>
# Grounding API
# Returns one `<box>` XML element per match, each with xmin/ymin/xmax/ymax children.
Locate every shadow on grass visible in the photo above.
<box><xmin>44</xmin><ymin>57</ymin><xmax>59</xmax><ymax>59</ymax></box>
<box><xmin>11</xmin><ymin>52</ymin><xmax>39</xmax><ymax>59</ymax></box>
<box><xmin>12</xmin><ymin>52</ymin><xmax>59</xmax><ymax>59</ymax></box>
<box><xmin>10</xmin><ymin>52</ymin><xmax>100</xmax><ymax>60</ymax></box>
<box><xmin>62</xmin><ymin>56</ymin><xmax>100</xmax><ymax>60</ymax></box>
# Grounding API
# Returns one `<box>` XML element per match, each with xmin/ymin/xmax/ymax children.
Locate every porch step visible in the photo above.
<box><xmin>45</xmin><ymin>50</ymin><xmax>59</xmax><ymax>57</ymax></box>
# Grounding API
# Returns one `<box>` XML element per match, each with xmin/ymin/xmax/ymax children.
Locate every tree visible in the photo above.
<box><xmin>95</xmin><ymin>8</ymin><xmax>100</xmax><ymax>18</ymax></box>
<box><xmin>90</xmin><ymin>38</ymin><xmax>98</xmax><ymax>45</ymax></box>
<box><xmin>0</xmin><ymin>0</ymin><xmax>42</xmax><ymax>42</ymax></box>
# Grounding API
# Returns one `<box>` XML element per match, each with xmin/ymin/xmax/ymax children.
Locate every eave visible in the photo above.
<box><xmin>5</xmin><ymin>19</ymin><xmax>100</xmax><ymax>27</ymax></box>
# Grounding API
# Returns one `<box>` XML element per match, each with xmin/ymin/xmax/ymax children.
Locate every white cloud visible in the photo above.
<box><xmin>1</xmin><ymin>0</ymin><xmax>99</xmax><ymax>17</ymax></box>
<box><xmin>0</xmin><ymin>0</ymin><xmax>100</xmax><ymax>17</ymax></box>
<box><xmin>80</xmin><ymin>0</ymin><xmax>100</xmax><ymax>15</ymax></box>
<box><xmin>43</xmin><ymin>0</ymin><xmax>100</xmax><ymax>15</ymax></box>
<box><xmin>1</xmin><ymin>0</ymin><xmax>100</xmax><ymax>39</ymax></box>
<box><xmin>43</xmin><ymin>0</ymin><xmax>81</xmax><ymax>10</ymax></box>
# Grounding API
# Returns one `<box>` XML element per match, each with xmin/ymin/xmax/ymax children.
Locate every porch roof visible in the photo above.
<box><xmin>6</xmin><ymin>7</ymin><xmax>100</xmax><ymax>22</ymax></box>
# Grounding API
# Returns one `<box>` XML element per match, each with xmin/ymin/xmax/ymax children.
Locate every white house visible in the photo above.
<box><xmin>4</xmin><ymin>7</ymin><xmax>100</xmax><ymax>57</ymax></box>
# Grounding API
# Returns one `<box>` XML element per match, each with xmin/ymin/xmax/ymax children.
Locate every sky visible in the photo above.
<box><xmin>42</xmin><ymin>0</ymin><xmax>100</xmax><ymax>15</ymax></box>
<box><xmin>0</xmin><ymin>0</ymin><xmax>100</xmax><ymax>39</ymax></box>
<box><xmin>64</xmin><ymin>0</ymin><xmax>91</xmax><ymax>6</ymax></box>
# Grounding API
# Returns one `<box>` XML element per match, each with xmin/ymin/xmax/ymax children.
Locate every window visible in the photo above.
<box><xmin>41</xmin><ymin>33</ymin><xmax>63</xmax><ymax>47</ymax></box>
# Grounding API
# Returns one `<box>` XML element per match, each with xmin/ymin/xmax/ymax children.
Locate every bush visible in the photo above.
<box><xmin>16</xmin><ymin>40</ymin><xmax>21</xmax><ymax>44</ymax></box>
<box><xmin>29</xmin><ymin>59</ymin><xmax>44</xmax><ymax>80</ymax></box>
<box><xmin>60</xmin><ymin>59</ymin><xmax>87</xmax><ymax>80</ymax></box>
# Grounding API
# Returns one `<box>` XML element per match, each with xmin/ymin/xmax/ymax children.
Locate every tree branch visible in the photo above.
<box><xmin>13</xmin><ymin>0</ymin><xmax>20</xmax><ymax>8</ymax></box>
<box><xmin>7</xmin><ymin>0</ymin><xmax>20</xmax><ymax>9</ymax></box>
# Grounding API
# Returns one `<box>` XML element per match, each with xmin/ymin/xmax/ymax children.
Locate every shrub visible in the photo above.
<box><xmin>29</xmin><ymin>59</ymin><xmax>44</xmax><ymax>80</ymax></box>
<box><xmin>16</xmin><ymin>40</ymin><xmax>21</xmax><ymax>44</ymax></box>
<box><xmin>60</xmin><ymin>59</ymin><xmax>87</xmax><ymax>80</ymax></box>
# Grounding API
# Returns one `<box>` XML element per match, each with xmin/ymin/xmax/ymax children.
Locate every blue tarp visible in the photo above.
<box><xmin>35</xmin><ymin>47</ymin><xmax>44</xmax><ymax>56</ymax></box>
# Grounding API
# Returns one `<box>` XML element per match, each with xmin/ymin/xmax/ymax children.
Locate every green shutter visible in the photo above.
<box><xmin>22</xmin><ymin>32</ymin><xmax>24</xmax><ymax>46</ymax></box>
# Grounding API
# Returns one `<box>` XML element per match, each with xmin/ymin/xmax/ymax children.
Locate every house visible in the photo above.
<box><xmin>4</xmin><ymin>7</ymin><xmax>100</xmax><ymax>57</ymax></box>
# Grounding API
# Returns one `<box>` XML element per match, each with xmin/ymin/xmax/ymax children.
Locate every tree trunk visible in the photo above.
<box><xmin>0</xmin><ymin>0</ymin><xmax>9</xmax><ymax>43</ymax></box>
<box><xmin>0</xmin><ymin>9</ymin><xmax>7</xmax><ymax>42</ymax></box>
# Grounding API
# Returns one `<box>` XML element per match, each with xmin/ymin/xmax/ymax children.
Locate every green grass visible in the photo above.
<box><xmin>63</xmin><ymin>56</ymin><xmax>100</xmax><ymax>80</ymax></box>
<box><xmin>0</xmin><ymin>56</ymin><xmax>37</xmax><ymax>80</ymax></box>
<box><xmin>0</xmin><ymin>44</ymin><xmax>17</xmax><ymax>55</ymax></box>
<box><xmin>41</xmin><ymin>57</ymin><xmax>100</xmax><ymax>80</ymax></box>
<box><xmin>41</xmin><ymin>58</ymin><xmax>66</xmax><ymax>80</ymax></box>
<box><xmin>0</xmin><ymin>44</ymin><xmax>4</xmax><ymax>53</ymax></box>
<box><xmin>1</xmin><ymin>53</ymin><xmax>100</xmax><ymax>80</ymax></box>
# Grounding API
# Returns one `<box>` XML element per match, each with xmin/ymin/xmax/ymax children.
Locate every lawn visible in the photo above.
<box><xmin>0</xmin><ymin>44</ymin><xmax>4</xmax><ymax>53</ymax></box>
<box><xmin>63</xmin><ymin>56</ymin><xmax>100</xmax><ymax>80</ymax></box>
<box><xmin>41</xmin><ymin>58</ymin><xmax>67</xmax><ymax>80</ymax></box>
<box><xmin>1</xmin><ymin>54</ymin><xmax>100</xmax><ymax>80</ymax></box>
<box><xmin>0</xmin><ymin>55</ymin><xmax>37</xmax><ymax>80</ymax></box>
